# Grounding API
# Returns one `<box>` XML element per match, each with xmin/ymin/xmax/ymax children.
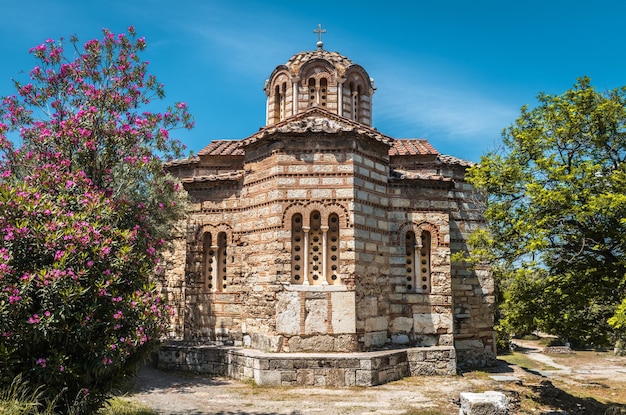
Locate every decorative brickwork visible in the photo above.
<box><xmin>161</xmin><ymin>42</ymin><xmax>496</xmax><ymax>379</ymax></box>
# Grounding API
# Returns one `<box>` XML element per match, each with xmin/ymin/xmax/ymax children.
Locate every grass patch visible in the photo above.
<box><xmin>498</xmin><ymin>352</ymin><xmax>555</xmax><ymax>371</ymax></box>
<box><xmin>97</xmin><ymin>397</ymin><xmax>156</xmax><ymax>415</ymax></box>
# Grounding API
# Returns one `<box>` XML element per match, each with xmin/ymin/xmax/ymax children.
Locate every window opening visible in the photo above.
<box><xmin>216</xmin><ymin>232</ymin><xmax>227</xmax><ymax>291</ymax></box>
<box><xmin>291</xmin><ymin>214</ymin><xmax>304</xmax><ymax>284</ymax></box>
<box><xmin>203</xmin><ymin>232</ymin><xmax>214</xmax><ymax>291</ymax></box>
<box><xmin>326</xmin><ymin>213</ymin><xmax>340</xmax><ymax>284</ymax></box>
<box><xmin>308</xmin><ymin>78</ymin><xmax>316</xmax><ymax>107</ymax></box>
<box><xmin>320</xmin><ymin>78</ymin><xmax>327</xmax><ymax>107</ymax></box>
<box><xmin>416</xmin><ymin>231</ymin><xmax>431</xmax><ymax>293</ymax></box>
<box><xmin>274</xmin><ymin>85</ymin><xmax>281</xmax><ymax>124</ymax></box>
<box><xmin>291</xmin><ymin>211</ymin><xmax>341</xmax><ymax>285</ymax></box>
<box><xmin>350</xmin><ymin>82</ymin><xmax>360</xmax><ymax>121</ymax></box>
<box><xmin>405</xmin><ymin>231</ymin><xmax>415</xmax><ymax>291</ymax></box>
<box><xmin>280</xmin><ymin>82</ymin><xmax>287</xmax><ymax>121</ymax></box>
<box><xmin>309</xmin><ymin>211</ymin><xmax>323</xmax><ymax>283</ymax></box>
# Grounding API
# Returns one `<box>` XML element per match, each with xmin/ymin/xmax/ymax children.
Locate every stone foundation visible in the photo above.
<box><xmin>158</xmin><ymin>342</ymin><xmax>456</xmax><ymax>386</ymax></box>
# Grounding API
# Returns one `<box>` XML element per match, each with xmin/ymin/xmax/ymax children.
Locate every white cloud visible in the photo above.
<box><xmin>369</xmin><ymin>60</ymin><xmax>518</xmax><ymax>159</ymax></box>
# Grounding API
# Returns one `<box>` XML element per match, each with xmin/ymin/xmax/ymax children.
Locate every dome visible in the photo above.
<box><xmin>284</xmin><ymin>49</ymin><xmax>356</xmax><ymax>77</ymax></box>
<box><xmin>264</xmin><ymin>44</ymin><xmax>375</xmax><ymax>127</ymax></box>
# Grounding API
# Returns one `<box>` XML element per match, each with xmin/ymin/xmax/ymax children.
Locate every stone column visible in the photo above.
<box><xmin>303</xmin><ymin>226</ymin><xmax>310</xmax><ymax>285</ymax></box>
<box><xmin>292</xmin><ymin>77</ymin><xmax>299</xmax><ymax>116</ymax></box>
<box><xmin>337</xmin><ymin>78</ymin><xmax>345</xmax><ymax>117</ymax></box>
<box><xmin>211</xmin><ymin>245</ymin><xmax>218</xmax><ymax>292</ymax></box>
<box><xmin>414</xmin><ymin>238</ymin><xmax>422</xmax><ymax>290</ymax></box>
<box><xmin>321</xmin><ymin>225</ymin><xmax>329</xmax><ymax>285</ymax></box>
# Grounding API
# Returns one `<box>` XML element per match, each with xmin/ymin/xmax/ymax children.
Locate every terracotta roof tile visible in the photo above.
<box><xmin>165</xmin><ymin>156</ymin><xmax>199</xmax><ymax>167</ymax></box>
<box><xmin>389</xmin><ymin>139</ymin><xmax>439</xmax><ymax>156</ymax></box>
<box><xmin>438</xmin><ymin>154</ymin><xmax>475</xmax><ymax>167</ymax></box>
<box><xmin>197</xmin><ymin>140</ymin><xmax>244</xmax><ymax>156</ymax></box>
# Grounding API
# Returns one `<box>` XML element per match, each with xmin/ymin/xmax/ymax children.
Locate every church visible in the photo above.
<box><xmin>159</xmin><ymin>28</ymin><xmax>495</xmax><ymax>382</ymax></box>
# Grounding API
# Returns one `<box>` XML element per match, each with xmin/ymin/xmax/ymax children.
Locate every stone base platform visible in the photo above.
<box><xmin>158</xmin><ymin>342</ymin><xmax>456</xmax><ymax>386</ymax></box>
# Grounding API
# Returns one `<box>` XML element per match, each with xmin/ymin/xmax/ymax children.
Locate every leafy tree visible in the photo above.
<box><xmin>466</xmin><ymin>77</ymin><xmax>626</xmax><ymax>347</ymax></box>
<box><xmin>0</xmin><ymin>28</ymin><xmax>193</xmax><ymax>413</ymax></box>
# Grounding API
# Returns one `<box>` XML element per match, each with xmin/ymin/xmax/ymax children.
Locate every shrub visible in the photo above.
<box><xmin>0</xmin><ymin>27</ymin><xmax>192</xmax><ymax>413</ymax></box>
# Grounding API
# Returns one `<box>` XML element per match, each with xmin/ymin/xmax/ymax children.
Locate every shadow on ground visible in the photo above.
<box><xmin>130</xmin><ymin>364</ymin><xmax>230</xmax><ymax>393</ymax></box>
<box><xmin>529</xmin><ymin>379</ymin><xmax>626</xmax><ymax>415</ymax></box>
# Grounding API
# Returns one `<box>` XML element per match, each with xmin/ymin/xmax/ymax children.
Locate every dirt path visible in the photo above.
<box><xmin>128</xmin><ymin>364</ymin><xmax>497</xmax><ymax>415</ymax></box>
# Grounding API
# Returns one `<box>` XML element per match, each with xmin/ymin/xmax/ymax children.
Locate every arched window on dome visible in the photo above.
<box><xmin>320</xmin><ymin>78</ymin><xmax>328</xmax><ymax>108</ymax></box>
<box><xmin>308</xmin><ymin>78</ymin><xmax>316</xmax><ymax>107</ymax></box>
<box><xmin>307</xmin><ymin>77</ymin><xmax>329</xmax><ymax>108</ymax></box>
<box><xmin>274</xmin><ymin>82</ymin><xmax>287</xmax><ymax>123</ymax></box>
<box><xmin>280</xmin><ymin>82</ymin><xmax>287</xmax><ymax>121</ymax></box>
<box><xmin>350</xmin><ymin>82</ymin><xmax>360</xmax><ymax>122</ymax></box>
<box><xmin>273</xmin><ymin>85</ymin><xmax>281</xmax><ymax>123</ymax></box>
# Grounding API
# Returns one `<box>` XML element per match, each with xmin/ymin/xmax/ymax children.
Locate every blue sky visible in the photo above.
<box><xmin>1</xmin><ymin>0</ymin><xmax>625</xmax><ymax>162</ymax></box>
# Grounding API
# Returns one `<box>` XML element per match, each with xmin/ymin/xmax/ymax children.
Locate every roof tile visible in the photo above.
<box><xmin>389</xmin><ymin>139</ymin><xmax>439</xmax><ymax>156</ymax></box>
<box><xmin>197</xmin><ymin>140</ymin><xmax>244</xmax><ymax>156</ymax></box>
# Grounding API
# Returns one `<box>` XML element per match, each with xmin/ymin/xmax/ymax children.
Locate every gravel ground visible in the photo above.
<box><xmin>127</xmin><ymin>342</ymin><xmax>626</xmax><ymax>415</ymax></box>
<box><xmin>127</xmin><ymin>364</ymin><xmax>500</xmax><ymax>415</ymax></box>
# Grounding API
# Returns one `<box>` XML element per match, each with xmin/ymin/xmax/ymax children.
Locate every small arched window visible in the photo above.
<box><xmin>416</xmin><ymin>231</ymin><xmax>431</xmax><ymax>293</ymax></box>
<box><xmin>203</xmin><ymin>232</ymin><xmax>214</xmax><ymax>292</ymax></box>
<box><xmin>308</xmin><ymin>78</ymin><xmax>316</xmax><ymax>107</ymax></box>
<box><xmin>203</xmin><ymin>231</ymin><xmax>228</xmax><ymax>292</ymax></box>
<box><xmin>405</xmin><ymin>230</ymin><xmax>432</xmax><ymax>293</ymax></box>
<box><xmin>291</xmin><ymin>214</ymin><xmax>304</xmax><ymax>284</ymax></box>
<box><xmin>217</xmin><ymin>232</ymin><xmax>228</xmax><ymax>291</ymax></box>
<box><xmin>350</xmin><ymin>82</ymin><xmax>360</xmax><ymax>121</ymax></box>
<box><xmin>320</xmin><ymin>78</ymin><xmax>328</xmax><ymax>107</ymax></box>
<box><xmin>309</xmin><ymin>211</ymin><xmax>323</xmax><ymax>284</ymax></box>
<box><xmin>274</xmin><ymin>85</ymin><xmax>281</xmax><ymax>123</ymax></box>
<box><xmin>405</xmin><ymin>231</ymin><xmax>416</xmax><ymax>292</ymax></box>
<box><xmin>291</xmin><ymin>211</ymin><xmax>341</xmax><ymax>286</ymax></box>
<box><xmin>326</xmin><ymin>213</ymin><xmax>340</xmax><ymax>283</ymax></box>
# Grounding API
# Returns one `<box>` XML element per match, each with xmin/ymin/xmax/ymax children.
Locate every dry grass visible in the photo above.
<box><xmin>496</xmin><ymin>339</ymin><xmax>626</xmax><ymax>414</ymax></box>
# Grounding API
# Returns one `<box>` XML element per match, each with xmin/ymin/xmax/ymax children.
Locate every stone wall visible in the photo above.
<box><xmin>158</xmin><ymin>343</ymin><xmax>456</xmax><ymax>386</ymax></box>
<box><xmin>446</xmin><ymin>164</ymin><xmax>497</xmax><ymax>368</ymax></box>
<box><xmin>162</xmin><ymin>128</ymin><xmax>495</xmax><ymax>368</ymax></box>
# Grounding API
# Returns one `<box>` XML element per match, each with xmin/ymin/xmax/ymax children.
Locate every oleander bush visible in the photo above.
<box><xmin>0</xmin><ymin>27</ymin><xmax>192</xmax><ymax>413</ymax></box>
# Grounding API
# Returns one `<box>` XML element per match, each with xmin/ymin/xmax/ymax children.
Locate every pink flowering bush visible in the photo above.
<box><xmin>0</xmin><ymin>28</ymin><xmax>192</xmax><ymax>413</ymax></box>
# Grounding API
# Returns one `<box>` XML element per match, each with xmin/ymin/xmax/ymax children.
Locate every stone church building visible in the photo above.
<box><xmin>160</xmin><ymin>33</ymin><xmax>495</xmax><ymax>382</ymax></box>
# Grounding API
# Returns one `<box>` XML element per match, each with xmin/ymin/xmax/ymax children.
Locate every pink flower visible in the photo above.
<box><xmin>28</xmin><ymin>314</ymin><xmax>40</xmax><ymax>324</ymax></box>
<box><xmin>36</xmin><ymin>358</ymin><xmax>47</xmax><ymax>367</ymax></box>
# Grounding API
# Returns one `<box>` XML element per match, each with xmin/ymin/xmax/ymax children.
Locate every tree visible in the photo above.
<box><xmin>465</xmin><ymin>77</ymin><xmax>626</xmax><ymax>347</ymax></box>
<box><xmin>0</xmin><ymin>28</ymin><xmax>193</xmax><ymax>413</ymax></box>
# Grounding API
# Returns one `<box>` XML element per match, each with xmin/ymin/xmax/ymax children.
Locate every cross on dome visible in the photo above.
<box><xmin>313</xmin><ymin>24</ymin><xmax>326</xmax><ymax>49</ymax></box>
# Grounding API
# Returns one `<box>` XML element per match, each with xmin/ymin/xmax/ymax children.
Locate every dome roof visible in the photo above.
<box><xmin>264</xmin><ymin>41</ymin><xmax>375</xmax><ymax>127</ymax></box>
<box><xmin>283</xmin><ymin>49</ymin><xmax>356</xmax><ymax>77</ymax></box>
